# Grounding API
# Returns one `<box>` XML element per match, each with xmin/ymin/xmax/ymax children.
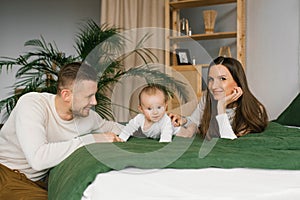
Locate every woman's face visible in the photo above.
<box><xmin>208</xmin><ymin>64</ymin><xmax>238</xmax><ymax>100</ymax></box>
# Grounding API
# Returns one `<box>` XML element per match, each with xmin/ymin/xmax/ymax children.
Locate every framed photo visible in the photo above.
<box><xmin>175</xmin><ymin>49</ymin><xmax>192</xmax><ymax>65</ymax></box>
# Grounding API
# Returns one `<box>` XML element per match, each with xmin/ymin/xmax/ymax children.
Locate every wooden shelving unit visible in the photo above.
<box><xmin>169</xmin><ymin>0</ymin><xmax>237</xmax><ymax>9</ymax></box>
<box><xmin>165</xmin><ymin>0</ymin><xmax>246</xmax><ymax>108</ymax></box>
<box><xmin>169</xmin><ymin>31</ymin><xmax>237</xmax><ymax>41</ymax></box>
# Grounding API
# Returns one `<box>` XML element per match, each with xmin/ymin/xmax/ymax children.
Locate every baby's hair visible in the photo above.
<box><xmin>138</xmin><ymin>84</ymin><xmax>169</xmax><ymax>105</ymax></box>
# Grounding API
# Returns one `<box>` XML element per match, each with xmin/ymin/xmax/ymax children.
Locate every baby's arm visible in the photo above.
<box><xmin>159</xmin><ymin>116</ymin><xmax>174</xmax><ymax>142</ymax></box>
<box><xmin>119</xmin><ymin>115</ymin><xmax>142</xmax><ymax>142</ymax></box>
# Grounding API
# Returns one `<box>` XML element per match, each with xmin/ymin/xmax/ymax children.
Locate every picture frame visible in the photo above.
<box><xmin>175</xmin><ymin>49</ymin><xmax>192</xmax><ymax>65</ymax></box>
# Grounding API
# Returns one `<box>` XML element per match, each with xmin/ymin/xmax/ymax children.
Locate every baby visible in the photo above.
<box><xmin>119</xmin><ymin>84</ymin><xmax>178</xmax><ymax>142</ymax></box>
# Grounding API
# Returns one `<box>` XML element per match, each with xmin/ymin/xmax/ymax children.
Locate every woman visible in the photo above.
<box><xmin>170</xmin><ymin>56</ymin><xmax>269</xmax><ymax>139</ymax></box>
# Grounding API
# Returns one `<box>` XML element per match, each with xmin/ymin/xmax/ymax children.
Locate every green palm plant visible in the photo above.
<box><xmin>0</xmin><ymin>37</ymin><xmax>77</xmax><ymax>120</ymax></box>
<box><xmin>0</xmin><ymin>19</ymin><xmax>189</xmax><ymax>121</ymax></box>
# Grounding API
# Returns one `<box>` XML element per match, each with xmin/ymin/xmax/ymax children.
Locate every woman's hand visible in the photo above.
<box><xmin>168</xmin><ymin>113</ymin><xmax>187</xmax><ymax>127</ymax></box>
<box><xmin>217</xmin><ymin>87</ymin><xmax>243</xmax><ymax>114</ymax></box>
<box><xmin>93</xmin><ymin>132</ymin><xmax>123</xmax><ymax>143</ymax></box>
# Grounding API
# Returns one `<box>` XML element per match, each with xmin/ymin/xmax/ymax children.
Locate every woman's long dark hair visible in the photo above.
<box><xmin>199</xmin><ymin>56</ymin><xmax>269</xmax><ymax>138</ymax></box>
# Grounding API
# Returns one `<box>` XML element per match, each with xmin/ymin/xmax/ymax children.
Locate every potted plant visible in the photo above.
<box><xmin>0</xmin><ymin>19</ymin><xmax>188</xmax><ymax>121</ymax></box>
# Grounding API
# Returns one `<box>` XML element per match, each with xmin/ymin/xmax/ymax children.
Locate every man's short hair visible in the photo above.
<box><xmin>57</xmin><ymin>62</ymin><xmax>98</xmax><ymax>93</ymax></box>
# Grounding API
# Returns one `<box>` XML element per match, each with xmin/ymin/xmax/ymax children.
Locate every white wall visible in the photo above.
<box><xmin>0</xmin><ymin>0</ymin><xmax>100</xmax><ymax>121</ymax></box>
<box><xmin>247</xmin><ymin>0</ymin><xmax>300</xmax><ymax>120</ymax></box>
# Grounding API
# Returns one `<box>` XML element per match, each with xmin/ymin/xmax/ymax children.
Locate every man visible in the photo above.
<box><xmin>0</xmin><ymin>62</ymin><xmax>123</xmax><ymax>199</ymax></box>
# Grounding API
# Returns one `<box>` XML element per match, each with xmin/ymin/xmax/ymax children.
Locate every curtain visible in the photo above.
<box><xmin>101</xmin><ymin>0</ymin><xmax>164</xmax><ymax>29</ymax></box>
<box><xmin>101</xmin><ymin>0</ymin><xmax>165</xmax><ymax>122</ymax></box>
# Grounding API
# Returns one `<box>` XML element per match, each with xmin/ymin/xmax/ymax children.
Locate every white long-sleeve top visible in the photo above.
<box><xmin>0</xmin><ymin>92</ymin><xmax>123</xmax><ymax>181</ymax></box>
<box><xmin>184</xmin><ymin>95</ymin><xmax>237</xmax><ymax>139</ymax></box>
<box><xmin>119</xmin><ymin>113</ymin><xmax>177</xmax><ymax>143</ymax></box>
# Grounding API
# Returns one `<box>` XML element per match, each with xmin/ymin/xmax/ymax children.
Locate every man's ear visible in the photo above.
<box><xmin>60</xmin><ymin>89</ymin><xmax>72</xmax><ymax>102</ymax></box>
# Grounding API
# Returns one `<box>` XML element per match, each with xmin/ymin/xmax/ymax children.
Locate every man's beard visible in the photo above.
<box><xmin>71</xmin><ymin>107</ymin><xmax>90</xmax><ymax>118</ymax></box>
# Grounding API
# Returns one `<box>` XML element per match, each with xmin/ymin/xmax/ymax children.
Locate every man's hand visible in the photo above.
<box><xmin>93</xmin><ymin>132</ymin><xmax>123</xmax><ymax>143</ymax></box>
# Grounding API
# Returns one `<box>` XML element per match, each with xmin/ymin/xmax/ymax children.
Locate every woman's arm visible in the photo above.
<box><xmin>216</xmin><ymin>114</ymin><xmax>237</xmax><ymax>139</ymax></box>
<box><xmin>169</xmin><ymin>95</ymin><xmax>206</xmax><ymax>127</ymax></box>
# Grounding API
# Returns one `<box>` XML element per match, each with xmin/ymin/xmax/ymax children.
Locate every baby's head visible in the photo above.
<box><xmin>138</xmin><ymin>84</ymin><xmax>169</xmax><ymax>123</ymax></box>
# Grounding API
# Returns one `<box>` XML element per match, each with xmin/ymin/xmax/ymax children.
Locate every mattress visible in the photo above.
<box><xmin>82</xmin><ymin>167</ymin><xmax>300</xmax><ymax>200</ymax></box>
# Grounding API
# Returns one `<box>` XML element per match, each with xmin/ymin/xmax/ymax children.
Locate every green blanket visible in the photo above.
<box><xmin>48</xmin><ymin>122</ymin><xmax>300</xmax><ymax>200</ymax></box>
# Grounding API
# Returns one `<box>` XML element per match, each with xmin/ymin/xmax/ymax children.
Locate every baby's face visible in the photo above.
<box><xmin>139</xmin><ymin>91</ymin><xmax>167</xmax><ymax>123</ymax></box>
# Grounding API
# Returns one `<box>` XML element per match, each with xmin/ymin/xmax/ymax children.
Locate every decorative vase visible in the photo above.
<box><xmin>218</xmin><ymin>46</ymin><xmax>232</xmax><ymax>57</ymax></box>
<box><xmin>179</xmin><ymin>18</ymin><xmax>189</xmax><ymax>36</ymax></box>
<box><xmin>203</xmin><ymin>10</ymin><xmax>217</xmax><ymax>34</ymax></box>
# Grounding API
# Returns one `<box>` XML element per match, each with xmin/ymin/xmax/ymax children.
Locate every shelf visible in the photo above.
<box><xmin>169</xmin><ymin>31</ymin><xmax>237</xmax><ymax>41</ymax></box>
<box><xmin>170</xmin><ymin>0</ymin><xmax>237</xmax><ymax>9</ymax></box>
<box><xmin>172</xmin><ymin>64</ymin><xmax>206</xmax><ymax>71</ymax></box>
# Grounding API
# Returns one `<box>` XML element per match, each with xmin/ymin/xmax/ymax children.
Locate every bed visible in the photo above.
<box><xmin>48</xmin><ymin>93</ymin><xmax>300</xmax><ymax>200</ymax></box>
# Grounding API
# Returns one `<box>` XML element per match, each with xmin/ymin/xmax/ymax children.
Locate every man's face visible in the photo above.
<box><xmin>71</xmin><ymin>80</ymin><xmax>98</xmax><ymax>117</ymax></box>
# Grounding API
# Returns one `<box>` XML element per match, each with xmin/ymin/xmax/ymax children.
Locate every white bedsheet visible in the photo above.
<box><xmin>82</xmin><ymin>168</ymin><xmax>300</xmax><ymax>200</ymax></box>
